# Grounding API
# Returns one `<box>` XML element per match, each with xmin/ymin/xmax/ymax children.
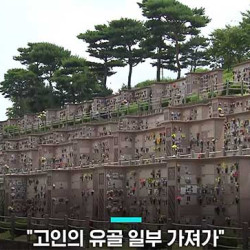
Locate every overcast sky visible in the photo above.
<box><xmin>0</xmin><ymin>0</ymin><xmax>249</xmax><ymax>121</ymax></box>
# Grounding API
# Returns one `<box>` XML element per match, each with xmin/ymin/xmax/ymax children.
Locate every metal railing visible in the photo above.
<box><xmin>2</xmin><ymin>146</ymin><xmax>250</xmax><ymax>176</ymax></box>
<box><xmin>2</xmin><ymin>82</ymin><xmax>250</xmax><ymax>139</ymax></box>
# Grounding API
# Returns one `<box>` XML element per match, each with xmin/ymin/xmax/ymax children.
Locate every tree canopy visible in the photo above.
<box><xmin>1</xmin><ymin>43</ymin><xmax>111</xmax><ymax>118</ymax></box>
<box><xmin>77</xmin><ymin>24</ymin><xmax>124</xmax><ymax>88</ymax></box>
<box><xmin>139</xmin><ymin>0</ymin><xmax>210</xmax><ymax>79</ymax></box>
<box><xmin>14</xmin><ymin>42</ymin><xmax>71</xmax><ymax>88</ymax></box>
<box><xmin>108</xmin><ymin>18</ymin><xmax>146</xmax><ymax>89</ymax></box>
<box><xmin>53</xmin><ymin>56</ymin><xmax>110</xmax><ymax>105</ymax></box>
<box><xmin>182</xmin><ymin>35</ymin><xmax>209</xmax><ymax>72</ymax></box>
<box><xmin>0</xmin><ymin>68</ymin><xmax>51</xmax><ymax>117</ymax></box>
<box><xmin>78</xmin><ymin>18</ymin><xmax>146</xmax><ymax>89</ymax></box>
<box><xmin>208</xmin><ymin>11</ymin><xmax>250</xmax><ymax>70</ymax></box>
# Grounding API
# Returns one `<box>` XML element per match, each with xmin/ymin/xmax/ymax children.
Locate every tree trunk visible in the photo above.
<box><xmin>60</xmin><ymin>90</ymin><xmax>64</xmax><ymax>106</ymax></box>
<box><xmin>49</xmin><ymin>71</ymin><xmax>53</xmax><ymax>88</ymax></box>
<box><xmin>190</xmin><ymin>64</ymin><xmax>193</xmax><ymax>72</ymax></box>
<box><xmin>71</xmin><ymin>86</ymin><xmax>75</xmax><ymax>104</ymax></box>
<box><xmin>175</xmin><ymin>38</ymin><xmax>181</xmax><ymax>79</ymax></box>
<box><xmin>193</xmin><ymin>60</ymin><xmax>197</xmax><ymax>72</ymax></box>
<box><xmin>156</xmin><ymin>47</ymin><xmax>161</xmax><ymax>82</ymax></box>
<box><xmin>103</xmin><ymin>59</ymin><xmax>108</xmax><ymax>89</ymax></box>
<box><xmin>48</xmin><ymin>80</ymin><xmax>53</xmax><ymax>89</ymax></box>
<box><xmin>194</xmin><ymin>64</ymin><xmax>197</xmax><ymax>72</ymax></box>
<box><xmin>128</xmin><ymin>63</ymin><xmax>133</xmax><ymax>90</ymax></box>
<box><xmin>103</xmin><ymin>67</ymin><xmax>107</xmax><ymax>89</ymax></box>
<box><xmin>157</xmin><ymin>59</ymin><xmax>161</xmax><ymax>82</ymax></box>
<box><xmin>193</xmin><ymin>49</ymin><xmax>198</xmax><ymax>72</ymax></box>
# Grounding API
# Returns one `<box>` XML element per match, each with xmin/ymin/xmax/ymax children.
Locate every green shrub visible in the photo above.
<box><xmin>0</xmin><ymin>221</ymin><xmax>11</xmax><ymax>229</ymax></box>
<box><xmin>128</xmin><ymin>103</ymin><xmax>138</xmax><ymax>114</ymax></box>
<box><xmin>83</xmin><ymin>116</ymin><xmax>91</xmax><ymax>122</ymax></box>
<box><xmin>186</xmin><ymin>94</ymin><xmax>200</xmax><ymax>104</ymax></box>
<box><xmin>208</xmin><ymin>92</ymin><xmax>217</xmax><ymax>98</ymax></box>
<box><xmin>112</xmin><ymin>108</ymin><xmax>129</xmax><ymax>117</ymax></box>
<box><xmin>161</xmin><ymin>98</ymin><xmax>169</xmax><ymax>107</ymax></box>
<box><xmin>139</xmin><ymin>101</ymin><xmax>149</xmax><ymax>111</ymax></box>
<box><xmin>223</xmin><ymin>69</ymin><xmax>233</xmax><ymax>82</ymax></box>
<box><xmin>134</xmin><ymin>79</ymin><xmax>156</xmax><ymax>88</ymax></box>
<box><xmin>75</xmin><ymin>119</ymin><xmax>82</xmax><ymax>124</ymax></box>
<box><xmin>61</xmin><ymin>119</ymin><xmax>67</xmax><ymax>125</ymax></box>
<box><xmin>4</xmin><ymin>125</ymin><xmax>20</xmax><ymax>134</ymax></box>
<box><xmin>52</xmin><ymin>123</ymin><xmax>60</xmax><ymax>129</ymax></box>
<box><xmin>217</xmin><ymin>230</ymin><xmax>239</xmax><ymax>248</ymax></box>
<box><xmin>111</xmin><ymin>110</ymin><xmax>118</xmax><ymax>117</ymax></box>
<box><xmin>221</xmin><ymin>84</ymin><xmax>246</xmax><ymax>95</ymax></box>
<box><xmin>195</xmin><ymin>68</ymin><xmax>209</xmax><ymax>73</ymax></box>
<box><xmin>0</xmin><ymin>230</ymin><xmax>12</xmax><ymax>240</ymax></box>
<box><xmin>67</xmin><ymin>120</ymin><xmax>74</xmax><ymax>126</ymax></box>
